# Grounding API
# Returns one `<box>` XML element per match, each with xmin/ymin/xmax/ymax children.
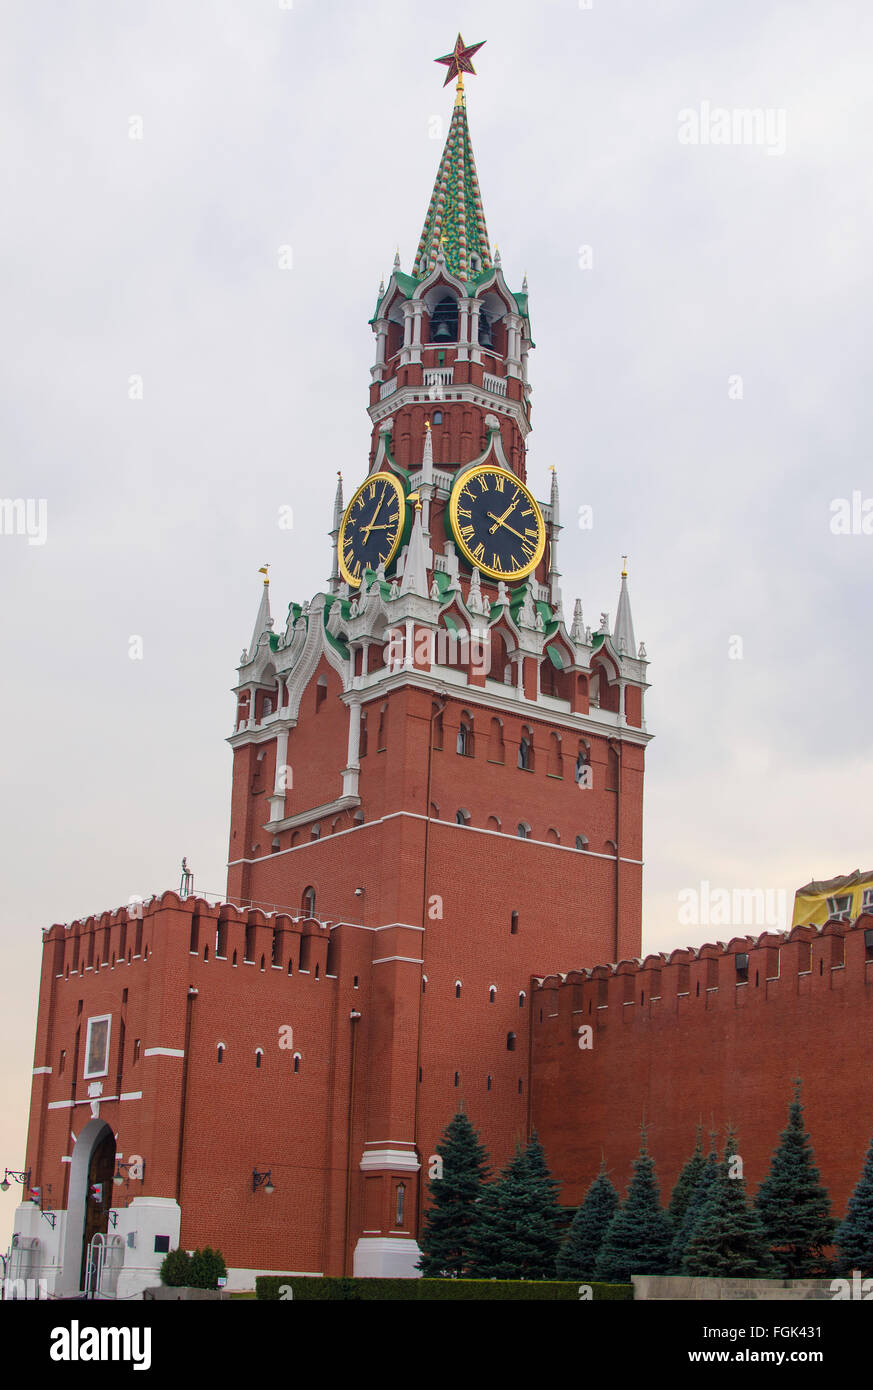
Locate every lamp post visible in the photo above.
<box><xmin>0</xmin><ymin>1169</ymin><xmax>31</xmax><ymax>1194</ymax></box>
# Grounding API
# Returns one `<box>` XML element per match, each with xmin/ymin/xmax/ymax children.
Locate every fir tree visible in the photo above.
<box><xmin>416</xmin><ymin>1110</ymin><xmax>491</xmax><ymax>1277</ymax></box>
<box><xmin>555</xmin><ymin>1161</ymin><xmax>619</xmax><ymax>1279</ymax></box>
<box><xmin>672</xmin><ymin>1145</ymin><xmax>719</xmax><ymax>1273</ymax></box>
<box><xmin>834</xmin><ymin>1131</ymin><xmax>873</xmax><ymax>1276</ymax></box>
<box><xmin>667</xmin><ymin>1126</ymin><xmax>706</xmax><ymax>1232</ymax></box>
<box><xmin>595</xmin><ymin>1128</ymin><xmax>672</xmax><ymax>1283</ymax></box>
<box><xmin>755</xmin><ymin>1080</ymin><xmax>834</xmax><ymax>1277</ymax></box>
<box><xmin>683</xmin><ymin>1130</ymin><xmax>778</xmax><ymax>1277</ymax></box>
<box><xmin>466</xmin><ymin>1132</ymin><xmax>563</xmax><ymax>1279</ymax></box>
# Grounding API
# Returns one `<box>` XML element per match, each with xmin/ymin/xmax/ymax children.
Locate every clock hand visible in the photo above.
<box><xmin>362</xmin><ymin>491</ymin><xmax>386</xmax><ymax>541</ymax></box>
<box><xmin>487</xmin><ymin>491</ymin><xmax>520</xmax><ymax>534</ymax></box>
<box><xmin>486</xmin><ymin>512</ymin><xmax>527</xmax><ymax>543</ymax></box>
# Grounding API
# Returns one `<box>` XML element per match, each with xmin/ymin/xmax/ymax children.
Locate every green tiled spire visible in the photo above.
<box><xmin>414</xmin><ymin>83</ymin><xmax>492</xmax><ymax>283</ymax></box>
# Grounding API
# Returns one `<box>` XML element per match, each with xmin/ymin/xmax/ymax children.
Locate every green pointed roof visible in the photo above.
<box><xmin>414</xmin><ymin>93</ymin><xmax>491</xmax><ymax>282</ymax></box>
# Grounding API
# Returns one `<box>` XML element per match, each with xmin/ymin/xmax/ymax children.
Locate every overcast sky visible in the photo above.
<box><xmin>2</xmin><ymin>0</ymin><xmax>871</xmax><ymax>1247</ymax></box>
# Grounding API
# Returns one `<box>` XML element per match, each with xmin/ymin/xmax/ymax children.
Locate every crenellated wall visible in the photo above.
<box><xmin>531</xmin><ymin>917</ymin><xmax>873</xmax><ymax>1220</ymax></box>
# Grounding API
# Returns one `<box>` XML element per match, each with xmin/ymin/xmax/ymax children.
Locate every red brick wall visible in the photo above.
<box><xmin>531</xmin><ymin>919</ymin><xmax>873</xmax><ymax>1222</ymax></box>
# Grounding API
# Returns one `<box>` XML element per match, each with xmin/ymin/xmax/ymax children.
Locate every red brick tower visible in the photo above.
<box><xmin>225</xmin><ymin>46</ymin><xmax>652</xmax><ymax>1275</ymax></box>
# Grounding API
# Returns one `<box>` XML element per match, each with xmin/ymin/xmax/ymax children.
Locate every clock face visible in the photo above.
<box><xmin>448</xmin><ymin>465</ymin><xmax>547</xmax><ymax>581</ymax></box>
<box><xmin>338</xmin><ymin>472</ymin><xmax>406</xmax><ymax>587</ymax></box>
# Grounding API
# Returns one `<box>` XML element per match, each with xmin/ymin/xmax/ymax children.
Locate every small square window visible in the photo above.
<box><xmin>154</xmin><ymin>1235</ymin><xmax>170</xmax><ymax>1254</ymax></box>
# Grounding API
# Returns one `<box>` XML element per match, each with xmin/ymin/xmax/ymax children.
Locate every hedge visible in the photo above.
<box><xmin>255</xmin><ymin>1276</ymin><xmax>633</xmax><ymax>1301</ymax></box>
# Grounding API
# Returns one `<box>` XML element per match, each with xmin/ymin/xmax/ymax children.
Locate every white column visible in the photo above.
<box><xmin>268</xmin><ymin>727</ymin><xmax>290</xmax><ymax>823</ymax></box>
<box><xmin>342</xmin><ymin>700</ymin><xmax>362</xmax><ymax>798</ymax></box>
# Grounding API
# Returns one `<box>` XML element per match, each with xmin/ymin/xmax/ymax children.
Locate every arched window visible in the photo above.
<box><xmin>316</xmin><ymin>675</ymin><xmax>327</xmax><ymax>711</ymax></box>
<box><xmin>519</xmin><ymin>991</ymin><xmax>526</xmax><ymax>1008</ymax></box>
<box><xmin>454</xmin><ymin>1071</ymin><xmax>460</xmax><ymax>1087</ymax></box>
<box><xmin>456</xmin><ymin>808</ymin><xmax>471</xmax><ymax>826</ymax></box>
<box><xmin>456</xmin><ymin>712</ymin><xmax>474</xmax><ymax>756</ymax></box>
<box><xmin>548</xmin><ymin>732</ymin><xmax>563</xmax><ymax>778</ymax></box>
<box><xmin>506</xmin><ymin>1032</ymin><xmax>516</xmax><ymax>1051</ymax></box>
<box><xmin>429</xmin><ymin>295</ymin><xmax>458</xmax><ymax>343</ymax></box>
<box><xmin>576</xmin><ymin>742</ymin><xmax>592</xmax><ymax>788</ymax></box>
<box><xmin>478</xmin><ymin>307</ymin><xmax>494</xmax><ymax>349</ymax></box>
<box><xmin>487</xmin><ymin>815</ymin><xmax>501</xmax><ymax>832</ymax></box>
<box><xmin>488</xmin><ymin>717</ymin><xmax>505</xmax><ymax>764</ymax></box>
<box><xmin>302</xmin><ymin>886</ymin><xmax>316</xmax><ymax>917</ymax></box>
<box><xmin>422</xmin><ymin>975</ymin><xmax>427</xmax><ymax>993</ymax></box>
<box><xmin>575</xmin><ymin>834</ymin><xmax>588</xmax><ymax>851</ymax></box>
<box><xmin>395</xmin><ymin>1183</ymin><xmax>406</xmax><ymax>1227</ymax></box>
<box><xmin>232</xmin><ymin>949</ymin><xmax>238</xmax><ymax>966</ymax></box>
<box><xmin>255</xmin><ymin>1049</ymin><xmax>263</xmax><ymax>1069</ymax></box>
<box><xmin>359</xmin><ymin>712</ymin><xmax>368</xmax><ymax>757</ymax></box>
<box><xmin>487</xmin><ymin>1075</ymin><xmax>492</xmax><ymax>1091</ymax></box>
<box><xmin>432</xmin><ymin>410</ymin><xmax>443</xmax><ymax>424</ymax></box>
<box><xmin>606</xmin><ymin>746</ymin><xmax>619</xmax><ymax>791</ymax></box>
<box><xmin>263</xmin><ymin>698</ymin><xmax>273</xmax><ymax>717</ymax></box>
<box><xmin>311</xmin><ymin>823</ymin><xmax>321</xmax><ymax>841</ymax></box>
<box><xmin>547</xmin><ymin>827</ymin><xmax>560</xmax><ymax>844</ymax></box>
<box><xmin>353</xmin><ymin>809</ymin><xmax>365</xmax><ymax>825</ymax></box>
<box><xmin>377</xmin><ymin>703</ymin><xmax>388</xmax><ymax>751</ymax></box>
<box><xmin>489</xmin><ymin>986</ymin><xmax>497</xmax><ymax>1003</ymax></box>
<box><xmin>511</xmin><ymin>910</ymin><xmax>518</xmax><ymax>935</ymax></box>
<box><xmin>518</xmin><ymin>727</ymin><xmax>533</xmax><ymax>770</ymax></box>
<box><xmin>517</xmin><ymin>822</ymin><xmax>531</xmax><ymax>840</ymax></box>
<box><xmin>217</xmin><ymin>1044</ymin><xmax>225</xmax><ymax>1064</ymax></box>
<box><xmin>293</xmin><ymin>1052</ymin><xmax>301</xmax><ymax>1073</ymax></box>
<box><xmin>455</xmin><ymin>981</ymin><xmax>462</xmax><ymax>999</ymax></box>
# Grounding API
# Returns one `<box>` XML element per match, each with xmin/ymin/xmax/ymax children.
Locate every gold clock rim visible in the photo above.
<box><xmin>338</xmin><ymin>471</ymin><xmax>407</xmax><ymax>588</ymax></box>
<box><xmin>448</xmin><ymin>464</ymin><xmax>547</xmax><ymax>582</ymax></box>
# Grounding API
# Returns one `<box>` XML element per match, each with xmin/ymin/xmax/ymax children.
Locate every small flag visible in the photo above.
<box><xmin>30</xmin><ymin>1187</ymin><xmax>41</xmax><ymax>1203</ymax></box>
<box><xmin>90</xmin><ymin>1183</ymin><xmax>103</xmax><ymax>1203</ymax></box>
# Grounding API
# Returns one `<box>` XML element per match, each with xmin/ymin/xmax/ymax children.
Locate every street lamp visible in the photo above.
<box><xmin>0</xmin><ymin>1169</ymin><xmax>31</xmax><ymax>1194</ymax></box>
<box><xmin>252</xmin><ymin>1168</ymin><xmax>275</xmax><ymax>1195</ymax></box>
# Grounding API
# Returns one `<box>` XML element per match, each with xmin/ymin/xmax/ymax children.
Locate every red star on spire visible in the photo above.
<box><xmin>434</xmin><ymin>34</ymin><xmax>486</xmax><ymax>87</ymax></box>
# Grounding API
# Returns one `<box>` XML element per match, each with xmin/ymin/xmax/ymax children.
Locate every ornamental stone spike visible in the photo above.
<box><xmin>248</xmin><ymin>570</ymin><xmax>272</xmax><ymax>658</ymax></box>
<box><xmin>421</xmin><ymin>419</ymin><xmax>434</xmax><ymax>489</ymax></box>
<box><xmin>399</xmin><ymin>497</ymin><xmax>430</xmax><ymax>598</ymax></box>
<box><xmin>614</xmin><ymin>560</ymin><xmax>637</xmax><ymax>661</ymax></box>
<box><xmin>329</xmin><ymin>471</ymin><xmax>344</xmax><ymax>592</ymax></box>
<box><xmin>571</xmin><ymin>598</ymin><xmax>584</xmax><ymax>642</ymax></box>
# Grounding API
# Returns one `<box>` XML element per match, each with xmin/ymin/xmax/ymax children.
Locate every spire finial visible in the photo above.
<box><xmin>435</xmin><ymin>34</ymin><xmax>486</xmax><ymax>88</ymax></box>
<box><xmin>621</xmin><ymin>554</ymin><xmax>628</xmax><ymax>578</ymax></box>
<box><xmin>258</xmin><ymin>564</ymin><xmax>270</xmax><ymax>587</ymax></box>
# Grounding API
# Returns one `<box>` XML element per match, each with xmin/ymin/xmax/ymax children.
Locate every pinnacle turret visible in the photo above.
<box><xmin>247</xmin><ymin>570</ymin><xmax>272</xmax><ymax>659</ymax></box>
<box><xmin>614</xmin><ymin>561</ymin><xmax>637</xmax><ymax>658</ymax></box>
<box><xmin>329</xmin><ymin>472</ymin><xmax>344</xmax><ymax>593</ymax></box>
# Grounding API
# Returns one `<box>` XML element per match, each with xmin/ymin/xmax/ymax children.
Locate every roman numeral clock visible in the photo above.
<box><xmin>448</xmin><ymin>464</ymin><xmax>546</xmax><ymax>580</ymax></box>
<box><xmin>338</xmin><ymin>472</ymin><xmax>407</xmax><ymax>586</ymax></box>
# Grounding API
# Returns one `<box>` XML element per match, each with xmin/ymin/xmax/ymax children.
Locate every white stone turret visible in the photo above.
<box><xmin>329</xmin><ymin>472</ymin><xmax>344</xmax><ymax>594</ymax></box>
<box><xmin>614</xmin><ymin>560</ymin><xmax>636</xmax><ymax>659</ymax></box>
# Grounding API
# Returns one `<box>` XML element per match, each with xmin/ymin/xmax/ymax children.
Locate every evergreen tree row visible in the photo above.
<box><xmin>418</xmin><ymin>1083</ymin><xmax>873</xmax><ymax>1281</ymax></box>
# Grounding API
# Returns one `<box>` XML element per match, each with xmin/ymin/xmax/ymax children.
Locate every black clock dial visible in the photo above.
<box><xmin>449</xmin><ymin>465</ymin><xmax>546</xmax><ymax>581</ymax></box>
<box><xmin>338</xmin><ymin>472</ymin><xmax>406</xmax><ymax>587</ymax></box>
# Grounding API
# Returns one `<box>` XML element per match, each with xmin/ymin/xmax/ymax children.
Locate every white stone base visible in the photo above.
<box><xmin>353</xmin><ymin>1237</ymin><xmax>422</xmax><ymax>1278</ymax></box>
